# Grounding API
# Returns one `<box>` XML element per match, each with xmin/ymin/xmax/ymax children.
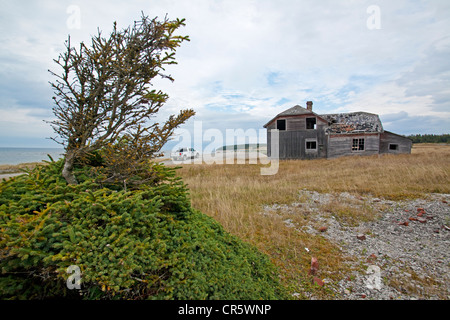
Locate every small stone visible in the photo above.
<box><xmin>357</xmin><ymin>234</ymin><xmax>366</xmax><ymax>241</ymax></box>
<box><xmin>309</xmin><ymin>257</ymin><xmax>319</xmax><ymax>275</ymax></box>
<box><xmin>313</xmin><ymin>277</ymin><xmax>324</xmax><ymax>287</ymax></box>
<box><xmin>367</xmin><ymin>254</ymin><xmax>377</xmax><ymax>263</ymax></box>
<box><xmin>417</xmin><ymin>217</ymin><xmax>427</xmax><ymax>224</ymax></box>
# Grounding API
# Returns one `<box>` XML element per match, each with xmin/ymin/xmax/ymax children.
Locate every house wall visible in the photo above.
<box><xmin>266</xmin><ymin>115</ymin><xmax>328</xmax><ymax>131</ymax></box>
<box><xmin>379</xmin><ymin>132</ymin><xmax>412</xmax><ymax>154</ymax></box>
<box><xmin>267</xmin><ymin>114</ymin><xmax>329</xmax><ymax>159</ymax></box>
<box><xmin>327</xmin><ymin>133</ymin><xmax>380</xmax><ymax>159</ymax></box>
<box><xmin>267</xmin><ymin>129</ymin><xmax>327</xmax><ymax>159</ymax></box>
<box><xmin>265</xmin><ymin>111</ymin><xmax>410</xmax><ymax>160</ymax></box>
<box><xmin>266</xmin><ymin>121</ymin><xmax>276</xmax><ymax>130</ymax></box>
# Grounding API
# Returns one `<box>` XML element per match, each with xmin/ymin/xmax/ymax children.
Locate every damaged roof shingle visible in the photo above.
<box><xmin>320</xmin><ymin>112</ymin><xmax>383</xmax><ymax>134</ymax></box>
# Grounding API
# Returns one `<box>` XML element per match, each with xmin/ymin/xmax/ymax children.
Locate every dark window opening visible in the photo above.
<box><xmin>306</xmin><ymin>141</ymin><xmax>317</xmax><ymax>150</ymax></box>
<box><xmin>389</xmin><ymin>144</ymin><xmax>399</xmax><ymax>151</ymax></box>
<box><xmin>352</xmin><ymin>138</ymin><xmax>365</xmax><ymax>151</ymax></box>
<box><xmin>306</xmin><ymin>117</ymin><xmax>317</xmax><ymax>130</ymax></box>
<box><xmin>277</xmin><ymin>119</ymin><xmax>286</xmax><ymax>131</ymax></box>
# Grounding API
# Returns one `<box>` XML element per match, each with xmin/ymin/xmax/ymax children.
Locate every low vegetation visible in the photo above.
<box><xmin>408</xmin><ymin>134</ymin><xmax>450</xmax><ymax>144</ymax></box>
<box><xmin>0</xmin><ymin>159</ymin><xmax>288</xmax><ymax>300</ymax></box>
<box><xmin>176</xmin><ymin>144</ymin><xmax>450</xmax><ymax>298</ymax></box>
<box><xmin>1</xmin><ymin>144</ymin><xmax>448</xmax><ymax>299</ymax></box>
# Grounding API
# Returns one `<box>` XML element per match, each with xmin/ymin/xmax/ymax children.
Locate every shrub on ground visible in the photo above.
<box><xmin>0</xmin><ymin>159</ymin><xmax>288</xmax><ymax>300</ymax></box>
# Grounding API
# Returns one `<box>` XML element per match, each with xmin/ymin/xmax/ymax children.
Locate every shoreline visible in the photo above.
<box><xmin>0</xmin><ymin>173</ymin><xmax>24</xmax><ymax>180</ymax></box>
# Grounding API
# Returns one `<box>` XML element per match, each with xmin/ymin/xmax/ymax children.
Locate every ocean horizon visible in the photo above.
<box><xmin>0</xmin><ymin>147</ymin><xmax>64</xmax><ymax>165</ymax></box>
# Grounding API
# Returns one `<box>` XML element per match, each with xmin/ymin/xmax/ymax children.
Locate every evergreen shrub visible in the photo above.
<box><xmin>0</xmin><ymin>159</ymin><xmax>288</xmax><ymax>300</ymax></box>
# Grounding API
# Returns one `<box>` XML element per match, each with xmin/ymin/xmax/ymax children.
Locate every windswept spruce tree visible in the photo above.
<box><xmin>1</xmin><ymin>14</ymin><xmax>290</xmax><ymax>300</ymax></box>
<box><xmin>48</xmin><ymin>13</ymin><xmax>194</xmax><ymax>185</ymax></box>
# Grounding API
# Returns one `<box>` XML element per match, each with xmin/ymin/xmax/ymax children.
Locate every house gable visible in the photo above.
<box><xmin>263</xmin><ymin>105</ymin><xmax>328</xmax><ymax>130</ymax></box>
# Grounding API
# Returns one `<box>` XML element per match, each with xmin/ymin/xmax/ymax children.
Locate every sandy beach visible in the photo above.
<box><xmin>0</xmin><ymin>173</ymin><xmax>24</xmax><ymax>180</ymax></box>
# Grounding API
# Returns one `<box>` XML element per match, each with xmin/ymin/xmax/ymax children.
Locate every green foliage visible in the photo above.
<box><xmin>408</xmin><ymin>134</ymin><xmax>450</xmax><ymax>144</ymax></box>
<box><xmin>48</xmin><ymin>13</ymin><xmax>195</xmax><ymax>185</ymax></box>
<box><xmin>0</xmin><ymin>160</ymin><xmax>288</xmax><ymax>300</ymax></box>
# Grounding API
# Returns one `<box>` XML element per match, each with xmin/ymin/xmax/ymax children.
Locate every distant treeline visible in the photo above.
<box><xmin>408</xmin><ymin>134</ymin><xmax>450</xmax><ymax>143</ymax></box>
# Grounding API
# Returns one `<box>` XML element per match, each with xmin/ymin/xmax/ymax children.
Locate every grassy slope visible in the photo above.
<box><xmin>176</xmin><ymin>144</ymin><xmax>450</xmax><ymax>298</ymax></box>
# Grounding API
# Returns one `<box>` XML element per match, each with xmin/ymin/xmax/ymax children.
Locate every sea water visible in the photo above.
<box><xmin>0</xmin><ymin>148</ymin><xmax>64</xmax><ymax>165</ymax></box>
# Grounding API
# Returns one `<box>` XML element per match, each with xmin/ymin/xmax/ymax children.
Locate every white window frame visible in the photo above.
<box><xmin>305</xmin><ymin>139</ymin><xmax>318</xmax><ymax>153</ymax></box>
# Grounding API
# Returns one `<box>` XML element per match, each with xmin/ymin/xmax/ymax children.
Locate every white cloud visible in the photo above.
<box><xmin>0</xmin><ymin>0</ymin><xmax>449</xmax><ymax>147</ymax></box>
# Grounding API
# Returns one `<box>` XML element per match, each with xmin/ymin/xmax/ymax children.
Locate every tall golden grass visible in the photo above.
<box><xmin>176</xmin><ymin>144</ymin><xmax>450</xmax><ymax>298</ymax></box>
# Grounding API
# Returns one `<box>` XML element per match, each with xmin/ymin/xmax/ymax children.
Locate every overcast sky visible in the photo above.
<box><xmin>0</xmin><ymin>0</ymin><xmax>449</xmax><ymax>148</ymax></box>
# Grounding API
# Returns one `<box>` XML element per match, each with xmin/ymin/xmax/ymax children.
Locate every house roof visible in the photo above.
<box><xmin>263</xmin><ymin>105</ymin><xmax>325</xmax><ymax>128</ymax></box>
<box><xmin>321</xmin><ymin>112</ymin><xmax>383</xmax><ymax>134</ymax></box>
<box><xmin>277</xmin><ymin>105</ymin><xmax>314</xmax><ymax>116</ymax></box>
<box><xmin>264</xmin><ymin>105</ymin><xmax>384</xmax><ymax>134</ymax></box>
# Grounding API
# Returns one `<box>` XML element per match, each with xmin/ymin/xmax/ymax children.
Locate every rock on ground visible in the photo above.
<box><xmin>262</xmin><ymin>190</ymin><xmax>450</xmax><ymax>300</ymax></box>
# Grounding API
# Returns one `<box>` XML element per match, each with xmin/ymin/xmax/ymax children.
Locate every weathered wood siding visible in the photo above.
<box><xmin>327</xmin><ymin>134</ymin><xmax>380</xmax><ymax>159</ymax></box>
<box><xmin>266</xmin><ymin>121</ymin><xmax>276</xmax><ymax>130</ymax></box>
<box><xmin>266</xmin><ymin>115</ymin><xmax>328</xmax><ymax>132</ymax></box>
<box><xmin>380</xmin><ymin>132</ymin><xmax>412</xmax><ymax>154</ymax></box>
<box><xmin>267</xmin><ymin>129</ymin><xmax>327</xmax><ymax>159</ymax></box>
<box><xmin>288</xmin><ymin>118</ymin><xmax>305</xmax><ymax>131</ymax></box>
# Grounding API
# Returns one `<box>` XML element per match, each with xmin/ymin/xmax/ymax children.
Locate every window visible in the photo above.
<box><xmin>389</xmin><ymin>144</ymin><xmax>399</xmax><ymax>151</ymax></box>
<box><xmin>306</xmin><ymin>140</ymin><xmax>317</xmax><ymax>151</ymax></box>
<box><xmin>277</xmin><ymin>119</ymin><xmax>286</xmax><ymax>131</ymax></box>
<box><xmin>306</xmin><ymin>117</ymin><xmax>317</xmax><ymax>130</ymax></box>
<box><xmin>352</xmin><ymin>138</ymin><xmax>365</xmax><ymax>151</ymax></box>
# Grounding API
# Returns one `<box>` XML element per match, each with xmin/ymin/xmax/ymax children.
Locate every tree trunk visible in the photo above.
<box><xmin>62</xmin><ymin>151</ymin><xmax>78</xmax><ymax>185</ymax></box>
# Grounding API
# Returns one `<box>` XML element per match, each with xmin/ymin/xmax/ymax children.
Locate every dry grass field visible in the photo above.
<box><xmin>176</xmin><ymin>144</ymin><xmax>450</xmax><ymax>298</ymax></box>
<box><xmin>0</xmin><ymin>162</ymin><xmax>43</xmax><ymax>174</ymax></box>
<box><xmin>2</xmin><ymin>144</ymin><xmax>448</xmax><ymax>298</ymax></box>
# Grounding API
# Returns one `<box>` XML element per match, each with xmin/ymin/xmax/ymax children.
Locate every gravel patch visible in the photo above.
<box><xmin>263</xmin><ymin>190</ymin><xmax>450</xmax><ymax>300</ymax></box>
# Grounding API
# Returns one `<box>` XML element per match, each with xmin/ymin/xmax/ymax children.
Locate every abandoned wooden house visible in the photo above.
<box><xmin>264</xmin><ymin>101</ymin><xmax>412</xmax><ymax>159</ymax></box>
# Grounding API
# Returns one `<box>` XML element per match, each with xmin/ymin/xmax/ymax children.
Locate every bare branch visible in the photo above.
<box><xmin>48</xmin><ymin>13</ymin><xmax>193</xmax><ymax>185</ymax></box>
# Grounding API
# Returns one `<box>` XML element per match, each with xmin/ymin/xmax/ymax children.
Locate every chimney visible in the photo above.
<box><xmin>306</xmin><ymin>101</ymin><xmax>313</xmax><ymax>112</ymax></box>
